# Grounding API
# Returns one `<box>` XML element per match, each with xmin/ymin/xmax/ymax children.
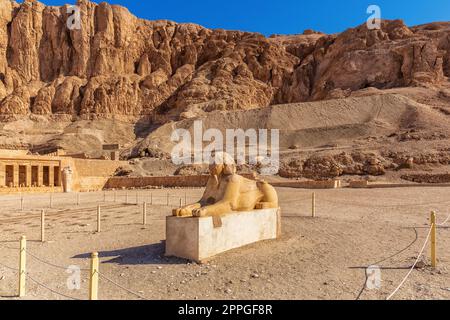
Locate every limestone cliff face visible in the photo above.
<box><xmin>0</xmin><ymin>0</ymin><xmax>449</xmax><ymax>122</ymax></box>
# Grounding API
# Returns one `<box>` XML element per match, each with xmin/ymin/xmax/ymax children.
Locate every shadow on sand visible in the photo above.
<box><xmin>72</xmin><ymin>241</ymin><xmax>188</xmax><ymax>265</ymax></box>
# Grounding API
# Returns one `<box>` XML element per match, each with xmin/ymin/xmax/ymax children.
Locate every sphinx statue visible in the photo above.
<box><xmin>172</xmin><ymin>152</ymin><xmax>278</xmax><ymax>217</ymax></box>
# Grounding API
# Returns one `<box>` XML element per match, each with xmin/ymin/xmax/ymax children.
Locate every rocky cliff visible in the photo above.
<box><xmin>0</xmin><ymin>0</ymin><xmax>449</xmax><ymax>123</ymax></box>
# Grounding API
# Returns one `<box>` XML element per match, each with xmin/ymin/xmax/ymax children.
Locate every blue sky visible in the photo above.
<box><xmin>18</xmin><ymin>0</ymin><xmax>450</xmax><ymax>36</ymax></box>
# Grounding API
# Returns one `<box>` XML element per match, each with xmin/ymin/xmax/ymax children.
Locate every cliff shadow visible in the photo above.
<box><xmin>133</xmin><ymin>116</ymin><xmax>159</xmax><ymax>139</ymax></box>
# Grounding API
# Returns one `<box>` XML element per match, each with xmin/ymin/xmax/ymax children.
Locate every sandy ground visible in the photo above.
<box><xmin>0</xmin><ymin>187</ymin><xmax>449</xmax><ymax>300</ymax></box>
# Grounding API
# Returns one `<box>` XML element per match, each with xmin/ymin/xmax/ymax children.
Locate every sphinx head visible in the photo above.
<box><xmin>209</xmin><ymin>152</ymin><xmax>236</xmax><ymax>177</ymax></box>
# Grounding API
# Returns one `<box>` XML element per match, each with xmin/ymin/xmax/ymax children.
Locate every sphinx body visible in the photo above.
<box><xmin>172</xmin><ymin>153</ymin><xmax>278</xmax><ymax>217</ymax></box>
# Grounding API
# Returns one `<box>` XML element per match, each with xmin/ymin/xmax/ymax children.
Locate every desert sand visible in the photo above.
<box><xmin>0</xmin><ymin>187</ymin><xmax>449</xmax><ymax>300</ymax></box>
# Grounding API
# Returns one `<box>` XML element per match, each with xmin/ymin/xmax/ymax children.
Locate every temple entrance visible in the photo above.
<box><xmin>5</xmin><ymin>165</ymin><xmax>13</xmax><ymax>187</ymax></box>
<box><xmin>19</xmin><ymin>165</ymin><xmax>27</xmax><ymax>186</ymax></box>
<box><xmin>31</xmin><ymin>166</ymin><xmax>38</xmax><ymax>186</ymax></box>
<box><xmin>54</xmin><ymin>167</ymin><xmax>60</xmax><ymax>186</ymax></box>
<box><xmin>43</xmin><ymin>166</ymin><xmax>50</xmax><ymax>186</ymax></box>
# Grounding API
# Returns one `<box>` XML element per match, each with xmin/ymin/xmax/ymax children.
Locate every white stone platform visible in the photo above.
<box><xmin>165</xmin><ymin>208</ymin><xmax>281</xmax><ymax>262</ymax></box>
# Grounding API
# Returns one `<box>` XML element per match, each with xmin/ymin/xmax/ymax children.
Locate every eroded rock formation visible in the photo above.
<box><xmin>1</xmin><ymin>0</ymin><xmax>450</xmax><ymax>122</ymax></box>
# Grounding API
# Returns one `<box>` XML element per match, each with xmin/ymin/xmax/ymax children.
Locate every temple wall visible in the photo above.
<box><xmin>0</xmin><ymin>152</ymin><xmax>126</xmax><ymax>193</ymax></box>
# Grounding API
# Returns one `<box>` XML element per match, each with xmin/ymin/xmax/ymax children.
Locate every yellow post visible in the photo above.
<box><xmin>41</xmin><ymin>210</ymin><xmax>45</xmax><ymax>242</ymax></box>
<box><xmin>89</xmin><ymin>252</ymin><xmax>99</xmax><ymax>300</ymax></box>
<box><xmin>77</xmin><ymin>193</ymin><xmax>80</xmax><ymax>206</ymax></box>
<box><xmin>312</xmin><ymin>192</ymin><xmax>316</xmax><ymax>218</ymax></box>
<box><xmin>20</xmin><ymin>196</ymin><xmax>24</xmax><ymax>211</ymax></box>
<box><xmin>431</xmin><ymin>211</ymin><xmax>437</xmax><ymax>268</ymax></box>
<box><xmin>18</xmin><ymin>236</ymin><xmax>26</xmax><ymax>297</ymax></box>
<box><xmin>184</xmin><ymin>193</ymin><xmax>187</xmax><ymax>206</ymax></box>
<box><xmin>143</xmin><ymin>202</ymin><xmax>147</xmax><ymax>225</ymax></box>
<box><xmin>150</xmin><ymin>192</ymin><xmax>153</xmax><ymax>205</ymax></box>
<box><xmin>97</xmin><ymin>205</ymin><xmax>101</xmax><ymax>233</ymax></box>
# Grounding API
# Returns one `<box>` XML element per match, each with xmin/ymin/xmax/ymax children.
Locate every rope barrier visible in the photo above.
<box><xmin>26</xmin><ymin>274</ymin><xmax>82</xmax><ymax>300</ymax></box>
<box><xmin>386</xmin><ymin>225</ymin><xmax>433</xmax><ymax>300</ymax></box>
<box><xmin>98</xmin><ymin>272</ymin><xmax>149</xmax><ymax>300</ymax></box>
<box><xmin>0</xmin><ymin>259</ymin><xmax>82</xmax><ymax>300</ymax></box>
<box><xmin>0</xmin><ymin>203</ymin><xmax>132</xmax><ymax>224</ymax></box>
<box><xmin>1</xmin><ymin>190</ymin><xmax>448</xmax><ymax>300</ymax></box>
<box><xmin>438</xmin><ymin>213</ymin><xmax>450</xmax><ymax>226</ymax></box>
<box><xmin>0</xmin><ymin>246</ymin><xmax>146</xmax><ymax>300</ymax></box>
<box><xmin>355</xmin><ymin>227</ymin><xmax>420</xmax><ymax>300</ymax></box>
<box><xmin>321</xmin><ymin>198</ymin><xmax>450</xmax><ymax>209</ymax></box>
<box><xmin>0</xmin><ymin>260</ymin><xmax>18</xmax><ymax>272</ymax></box>
<box><xmin>25</xmin><ymin>248</ymin><xmax>90</xmax><ymax>271</ymax></box>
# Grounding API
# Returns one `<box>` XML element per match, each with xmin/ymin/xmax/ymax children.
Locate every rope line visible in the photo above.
<box><xmin>438</xmin><ymin>213</ymin><xmax>450</xmax><ymax>226</ymax></box>
<box><xmin>26</xmin><ymin>274</ymin><xmax>82</xmax><ymax>300</ymax></box>
<box><xmin>0</xmin><ymin>260</ymin><xmax>18</xmax><ymax>272</ymax></box>
<box><xmin>0</xmin><ymin>259</ymin><xmax>82</xmax><ymax>300</ymax></box>
<box><xmin>98</xmin><ymin>272</ymin><xmax>149</xmax><ymax>300</ymax></box>
<box><xmin>386</xmin><ymin>225</ymin><xmax>433</xmax><ymax>300</ymax></box>
<box><xmin>0</xmin><ymin>242</ymin><xmax>89</xmax><ymax>271</ymax></box>
<box><xmin>321</xmin><ymin>198</ymin><xmax>450</xmax><ymax>209</ymax></box>
<box><xmin>355</xmin><ymin>228</ymin><xmax>419</xmax><ymax>300</ymax></box>
<box><xmin>26</xmin><ymin>249</ymin><xmax>90</xmax><ymax>271</ymax></box>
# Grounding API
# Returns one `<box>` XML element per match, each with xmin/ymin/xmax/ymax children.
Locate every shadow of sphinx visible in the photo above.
<box><xmin>72</xmin><ymin>241</ymin><xmax>188</xmax><ymax>265</ymax></box>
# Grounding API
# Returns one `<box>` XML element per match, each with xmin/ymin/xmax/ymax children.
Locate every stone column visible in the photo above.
<box><xmin>49</xmin><ymin>165</ymin><xmax>55</xmax><ymax>187</ymax></box>
<box><xmin>0</xmin><ymin>162</ymin><xmax>5</xmax><ymax>187</ymax></box>
<box><xmin>38</xmin><ymin>165</ymin><xmax>43</xmax><ymax>187</ymax></box>
<box><xmin>13</xmin><ymin>164</ymin><xmax>19</xmax><ymax>187</ymax></box>
<box><xmin>26</xmin><ymin>165</ymin><xmax>32</xmax><ymax>187</ymax></box>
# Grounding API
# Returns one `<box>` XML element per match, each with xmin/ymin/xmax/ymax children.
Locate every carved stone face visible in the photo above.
<box><xmin>209</xmin><ymin>163</ymin><xmax>236</xmax><ymax>176</ymax></box>
<box><xmin>223</xmin><ymin>163</ymin><xmax>236</xmax><ymax>175</ymax></box>
<box><xmin>208</xmin><ymin>152</ymin><xmax>237</xmax><ymax>176</ymax></box>
<box><xmin>209</xmin><ymin>163</ymin><xmax>224</xmax><ymax>176</ymax></box>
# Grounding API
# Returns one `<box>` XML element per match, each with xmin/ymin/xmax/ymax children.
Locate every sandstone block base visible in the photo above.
<box><xmin>165</xmin><ymin>208</ymin><xmax>281</xmax><ymax>262</ymax></box>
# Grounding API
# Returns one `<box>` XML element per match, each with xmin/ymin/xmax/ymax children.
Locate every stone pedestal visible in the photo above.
<box><xmin>165</xmin><ymin>208</ymin><xmax>281</xmax><ymax>262</ymax></box>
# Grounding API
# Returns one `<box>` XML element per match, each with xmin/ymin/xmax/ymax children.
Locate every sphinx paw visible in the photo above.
<box><xmin>193</xmin><ymin>208</ymin><xmax>208</xmax><ymax>217</ymax></box>
<box><xmin>255</xmin><ymin>202</ymin><xmax>275</xmax><ymax>209</ymax></box>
